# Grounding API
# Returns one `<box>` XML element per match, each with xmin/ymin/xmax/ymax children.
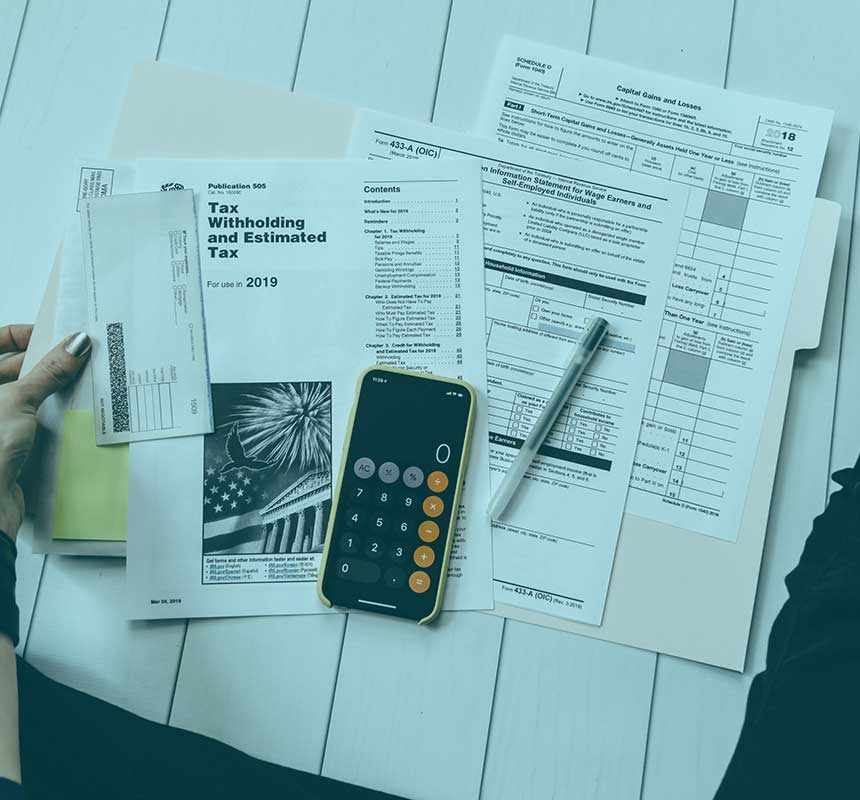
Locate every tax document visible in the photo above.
<box><xmin>478</xmin><ymin>38</ymin><xmax>832</xmax><ymax>541</ymax></box>
<box><xmin>80</xmin><ymin>190</ymin><xmax>213</xmax><ymax>445</ymax></box>
<box><xmin>125</xmin><ymin>158</ymin><xmax>492</xmax><ymax>619</ymax></box>
<box><xmin>351</xmin><ymin>112</ymin><xmax>687</xmax><ymax>623</ymax></box>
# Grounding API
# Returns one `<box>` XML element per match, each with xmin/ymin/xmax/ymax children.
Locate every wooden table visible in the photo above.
<box><xmin>2</xmin><ymin>2</ymin><xmax>858</xmax><ymax>797</ymax></box>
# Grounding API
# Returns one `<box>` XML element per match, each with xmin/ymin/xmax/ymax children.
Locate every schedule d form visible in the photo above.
<box><xmin>478</xmin><ymin>38</ymin><xmax>833</xmax><ymax>541</ymax></box>
<box><xmin>351</xmin><ymin>112</ymin><xmax>687</xmax><ymax>623</ymax></box>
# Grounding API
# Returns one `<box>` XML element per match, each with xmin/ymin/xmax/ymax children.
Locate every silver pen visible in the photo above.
<box><xmin>488</xmin><ymin>316</ymin><xmax>610</xmax><ymax>520</ymax></box>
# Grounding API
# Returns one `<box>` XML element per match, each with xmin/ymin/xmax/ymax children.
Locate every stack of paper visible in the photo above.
<box><xmin>477</xmin><ymin>38</ymin><xmax>832</xmax><ymax>544</ymax></box>
<box><xmin>349</xmin><ymin>111</ymin><xmax>687</xmax><ymax>624</ymax></box>
<box><xmin>29</xmin><ymin>37</ymin><xmax>834</xmax><ymax>666</ymax></box>
<box><xmin>125</xmin><ymin>157</ymin><xmax>493</xmax><ymax>618</ymax></box>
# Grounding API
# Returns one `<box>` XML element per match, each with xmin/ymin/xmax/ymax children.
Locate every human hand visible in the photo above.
<box><xmin>0</xmin><ymin>326</ymin><xmax>90</xmax><ymax>540</ymax></box>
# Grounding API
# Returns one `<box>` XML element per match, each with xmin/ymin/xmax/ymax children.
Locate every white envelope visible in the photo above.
<box><xmin>80</xmin><ymin>189</ymin><xmax>213</xmax><ymax>445</ymax></box>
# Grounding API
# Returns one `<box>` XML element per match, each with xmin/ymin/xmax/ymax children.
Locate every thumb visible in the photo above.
<box><xmin>16</xmin><ymin>331</ymin><xmax>91</xmax><ymax>411</ymax></box>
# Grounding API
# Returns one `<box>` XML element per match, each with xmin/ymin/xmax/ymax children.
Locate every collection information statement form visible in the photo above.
<box><xmin>478</xmin><ymin>37</ymin><xmax>832</xmax><ymax>542</ymax></box>
<box><xmin>351</xmin><ymin>112</ymin><xmax>687</xmax><ymax>623</ymax></box>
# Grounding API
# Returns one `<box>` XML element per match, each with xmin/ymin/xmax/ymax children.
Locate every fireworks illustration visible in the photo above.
<box><xmin>226</xmin><ymin>382</ymin><xmax>332</xmax><ymax>472</ymax></box>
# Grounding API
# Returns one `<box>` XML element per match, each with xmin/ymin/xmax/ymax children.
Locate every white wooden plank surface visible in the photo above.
<box><xmin>0</xmin><ymin>0</ymin><xmax>167</xmax><ymax>322</ymax></box>
<box><xmin>642</xmin><ymin>143</ymin><xmax>858</xmax><ymax>800</ymax></box>
<box><xmin>813</xmin><ymin>1</ymin><xmax>860</xmax><ymax>476</ymax></box>
<box><xmin>746</xmin><ymin>134</ymin><xmax>858</xmax><ymax>668</ymax></box>
<box><xmin>585</xmin><ymin>5</ymin><xmax>737</xmax><ymax>798</ymax></box>
<box><xmin>432</xmin><ymin>0</ymin><xmax>593</xmax><ymax>130</ymax></box>
<box><xmin>588</xmin><ymin>0</ymin><xmax>733</xmax><ymax>86</ymax></box>
<box><xmin>170</xmin><ymin>615</ymin><xmax>347</xmax><ymax>773</ymax></box>
<box><xmin>0</xmin><ymin>0</ymin><xmax>26</xmax><ymax>108</ymax></box>
<box><xmin>480</xmin><ymin>622</ymin><xmax>655</xmax><ymax>800</ymax></box>
<box><xmin>13</xmin><ymin>249</ymin><xmax>63</xmax><ymax>651</ymax></box>
<box><xmin>157</xmin><ymin>0</ymin><xmax>309</xmax><ymax>88</ymax></box>
<box><xmin>586</xmin><ymin>0</ymin><xmax>733</xmax><ymax>91</ymax></box>
<box><xmin>25</xmin><ymin>557</ymin><xmax>184</xmax><ymax>722</ymax></box>
<box><xmin>1</xmin><ymin>0</ymin><xmax>183</xmax><ymax>721</ymax></box>
<box><xmin>155</xmin><ymin>1</ymin><xmax>350</xmax><ymax>771</ymax></box>
<box><xmin>295</xmin><ymin>0</ymin><xmax>452</xmax><ymax>121</ymax></box>
<box><xmin>13</xmin><ymin>520</ymin><xmax>43</xmax><ymax>655</ymax></box>
<box><xmin>436</xmin><ymin>3</ymin><xmax>661</xmax><ymax>798</ymax></box>
<box><xmin>323</xmin><ymin>612</ymin><xmax>504</xmax><ymax>800</ymax></box>
<box><xmin>727</xmin><ymin>0</ymin><xmax>859</xmax><ymax>668</ymax></box>
<box><xmin>294</xmin><ymin>6</ymin><xmax>507</xmax><ymax>796</ymax></box>
<box><xmin>641</xmin><ymin>1</ymin><xmax>859</xmax><ymax>797</ymax></box>
<box><xmin>642</xmin><ymin>658</ymin><xmax>749</xmax><ymax>800</ymax></box>
<box><xmin>2</xmin><ymin>0</ymin><xmax>132</xmax><ymax>659</ymax></box>
<box><xmin>833</xmin><ymin>196</ymin><xmax>860</xmax><ymax>472</ymax></box>
<box><xmin>8</xmin><ymin>4</ymin><xmax>856</xmax><ymax>798</ymax></box>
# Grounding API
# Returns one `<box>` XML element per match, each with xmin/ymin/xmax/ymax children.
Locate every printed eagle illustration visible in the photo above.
<box><xmin>220</xmin><ymin>423</ymin><xmax>270</xmax><ymax>474</ymax></box>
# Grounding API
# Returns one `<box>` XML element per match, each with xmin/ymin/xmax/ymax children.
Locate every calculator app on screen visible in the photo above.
<box><xmin>318</xmin><ymin>367</ymin><xmax>475</xmax><ymax>623</ymax></box>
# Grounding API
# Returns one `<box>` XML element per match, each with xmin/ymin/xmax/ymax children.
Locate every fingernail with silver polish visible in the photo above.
<box><xmin>65</xmin><ymin>332</ymin><xmax>91</xmax><ymax>358</ymax></box>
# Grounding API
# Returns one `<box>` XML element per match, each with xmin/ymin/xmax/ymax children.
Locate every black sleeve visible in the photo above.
<box><xmin>0</xmin><ymin>778</ymin><xmax>24</xmax><ymax>799</ymax></box>
<box><xmin>715</xmin><ymin>457</ymin><xmax>860</xmax><ymax>799</ymax></box>
<box><xmin>17</xmin><ymin>656</ymin><xmax>405</xmax><ymax>800</ymax></box>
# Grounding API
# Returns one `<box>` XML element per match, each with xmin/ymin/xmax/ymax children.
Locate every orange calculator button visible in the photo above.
<box><xmin>422</xmin><ymin>496</ymin><xmax>444</xmax><ymax>517</ymax></box>
<box><xmin>427</xmin><ymin>471</ymin><xmax>449</xmax><ymax>493</ymax></box>
<box><xmin>418</xmin><ymin>520</ymin><xmax>440</xmax><ymax>542</ymax></box>
<box><xmin>413</xmin><ymin>546</ymin><xmax>436</xmax><ymax>568</ymax></box>
<box><xmin>408</xmin><ymin>571</ymin><xmax>431</xmax><ymax>594</ymax></box>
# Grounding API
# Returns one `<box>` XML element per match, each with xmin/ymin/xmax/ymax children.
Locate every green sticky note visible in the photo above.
<box><xmin>52</xmin><ymin>410</ymin><xmax>128</xmax><ymax>541</ymax></box>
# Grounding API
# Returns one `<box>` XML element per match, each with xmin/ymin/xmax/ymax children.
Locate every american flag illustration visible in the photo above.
<box><xmin>202</xmin><ymin>382</ymin><xmax>332</xmax><ymax>555</ymax></box>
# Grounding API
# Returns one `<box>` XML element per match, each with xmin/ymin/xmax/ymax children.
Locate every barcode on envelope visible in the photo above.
<box><xmin>106</xmin><ymin>322</ymin><xmax>130</xmax><ymax>432</ymax></box>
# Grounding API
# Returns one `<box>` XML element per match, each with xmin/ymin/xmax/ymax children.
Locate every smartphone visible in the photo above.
<box><xmin>318</xmin><ymin>366</ymin><xmax>476</xmax><ymax>623</ymax></box>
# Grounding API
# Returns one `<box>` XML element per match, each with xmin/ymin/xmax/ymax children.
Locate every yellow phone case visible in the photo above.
<box><xmin>317</xmin><ymin>365</ymin><xmax>477</xmax><ymax>624</ymax></box>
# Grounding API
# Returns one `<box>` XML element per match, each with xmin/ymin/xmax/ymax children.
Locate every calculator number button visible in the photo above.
<box><xmin>422</xmin><ymin>496</ymin><xmax>444</xmax><ymax>518</ymax></box>
<box><xmin>400</xmin><ymin>493</ymin><xmax>417</xmax><ymax>512</ymax></box>
<box><xmin>345</xmin><ymin>509</ymin><xmax>364</xmax><ymax>529</ymax></box>
<box><xmin>378</xmin><ymin>462</ymin><xmax>400</xmax><ymax>484</ymax></box>
<box><xmin>402</xmin><ymin>467</ymin><xmax>424</xmax><ymax>488</ymax></box>
<box><xmin>427</xmin><ymin>471</ymin><xmax>449</xmax><ymax>493</ymax></box>
<box><xmin>374</xmin><ymin>489</ymin><xmax>393</xmax><ymax>507</ymax></box>
<box><xmin>418</xmin><ymin>521</ymin><xmax>440</xmax><ymax>543</ymax></box>
<box><xmin>353</xmin><ymin>458</ymin><xmax>375</xmax><ymax>479</ymax></box>
<box><xmin>365</xmin><ymin>539</ymin><xmax>385</xmax><ymax>560</ymax></box>
<box><xmin>370</xmin><ymin>513</ymin><xmax>389</xmax><ymax>533</ymax></box>
<box><xmin>336</xmin><ymin>558</ymin><xmax>381</xmax><ymax>584</ymax></box>
<box><xmin>395</xmin><ymin>519</ymin><xmax>413</xmax><ymax>537</ymax></box>
<box><xmin>339</xmin><ymin>534</ymin><xmax>360</xmax><ymax>555</ymax></box>
<box><xmin>347</xmin><ymin>485</ymin><xmax>369</xmax><ymax>504</ymax></box>
<box><xmin>413</xmin><ymin>545</ymin><xmax>435</xmax><ymax>568</ymax></box>
<box><xmin>408</xmin><ymin>571</ymin><xmax>431</xmax><ymax>594</ymax></box>
<box><xmin>390</xmin><ymin>544</ymin><xmax>407</xmax><ymax>563</ymax></box>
